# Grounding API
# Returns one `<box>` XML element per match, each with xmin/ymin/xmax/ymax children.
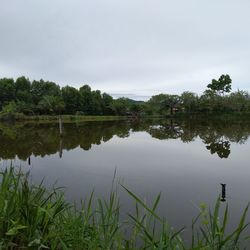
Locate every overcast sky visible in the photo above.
<box><xmin>1</xmin><ymin>0</ymin><xmax>250</xmax><ymax>100</ymax></box>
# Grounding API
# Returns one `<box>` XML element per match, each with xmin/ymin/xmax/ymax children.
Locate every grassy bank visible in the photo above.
<box><xmin>0</xmin><ymin>167</ymin><xmax>249</xmax><ymax>249</ymax></box>
<box><xmin>3</xmin><ymin>111</ymin><xmax>250</xmax><ymax>123</ymax></box>
<box><xmin>172</xmin><ymin>111</ymin><xmax>250</xmax><ymax>120</ymax></box>
<box><xmin>0</xmin><ymin>113</ymin><xmax>127</xmax><ymax>122</ymax></box>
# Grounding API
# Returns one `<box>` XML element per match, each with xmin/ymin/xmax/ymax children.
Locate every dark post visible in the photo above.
<box><xmin>220</xmin><ymin>183</ymin><xmax>226</xmax><ymax>202</ymax></box>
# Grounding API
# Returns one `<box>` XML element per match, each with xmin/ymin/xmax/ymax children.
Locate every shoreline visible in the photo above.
<box><xmin>1</xmin><ymin>112</ymin><xmax>250</xmax><ymax>123</ymax></box>
<box><xmin>0</xmin><ymin>114</ymin><xmax>128</xmax><ymax>122</ymax></box>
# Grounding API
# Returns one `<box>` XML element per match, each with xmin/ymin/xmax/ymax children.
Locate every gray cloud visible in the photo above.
<box><xmin>1</xmin><ymin>0</ymin><xmax>250</xmax><ymax>99</ymax></box>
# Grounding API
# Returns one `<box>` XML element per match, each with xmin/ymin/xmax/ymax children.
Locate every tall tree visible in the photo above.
<box><xmin>15</xmin><ymin>76</ymin><xmax>31</xmax><ymax>103</ymax></box>
<box><xmin>0</xmin><ymin>78</ymin><xmax>15</xmax><ymax>109</ymax></box>
<box><xmin>181</xmin><ymin>91</ymin><xmax>198</xmax><ymax>113</ymax></box>
<box><xmin>207</xmin><ymin>74</ymin><xmax>232</xmax><ymax>96</ymax></box>
<box><xmin>102</xmin><ymin>93</ymin><xmax>114</xmax><ymax>115</ymax></box>
<box><xmin>31</xmin><ymin>79</ymin><xmax>61</xmax><ymax>105</ymax></box>
<box><xmin>148</xmin><ymin>94</ymin><xmax>168</xmax><ymax>115</ymax></box>
<box><xmin>79</xmin><ymin>85</ymin><xmax>93</xmax><ymax>114</ymax></box>
<box><xmin>62</xmin><ymin>86</ymin><xmax>80</xmax><ymax>114</ymax></box>
<box><xmin>112</xmin><ymin>98</ymin><xmax>129</xmax><ymax>115</ymax></box>
<box><xmin>91</xmin><ymin>90</ymin><xmax>103</xmax><ymax>115</ymax></box>
<box><xmin>161</xmin><ymin>94</ymin><xmax>181</xmax><ymax>115</ymax></box>
<box><xmin>38</xmin><ymin>95</ymin><xmax>65</xmax><ymax>114</ymax></box>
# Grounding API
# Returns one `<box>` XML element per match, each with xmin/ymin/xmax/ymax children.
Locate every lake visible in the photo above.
<box><xmin>1</xmin><ymin>118</ymin><xmax>250</xmax><ymax>239</ymax></box>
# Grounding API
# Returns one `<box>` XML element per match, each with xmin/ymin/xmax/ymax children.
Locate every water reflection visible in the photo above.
<box><xmin>148</xmin><ymin>119</ymin><xmax>250</xmax><ymax>159</ymax></box>
<box><xmin>0</xmin><ymin>118</ymin><xmax>250</xmax><ymax>160</ymax></box>
<box><xmin>148</xmin><ymin>119</ymin><xmax>183</xmax><ymax>139</ymax></box>
<box><xmin>206</xmin><ymin>140</ymin><xmax>231</xmax><ymax>159</ymax></box>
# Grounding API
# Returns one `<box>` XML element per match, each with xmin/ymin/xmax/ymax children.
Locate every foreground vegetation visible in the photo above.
<box><xmin>1</xmin><ymin>74</ymin><xmax>250</xmax><ymax>121</ymax></box>
<box><xmin>0</xmin><ymin>167</ymin><xmax>249</xmax><ymax>249</ymax></box>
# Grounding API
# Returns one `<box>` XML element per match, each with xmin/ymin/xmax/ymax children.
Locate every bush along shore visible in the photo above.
<box><xmin>0</xmin><ymin>167</ymin><xmax>249</xmax><ymax>249</ymax></box>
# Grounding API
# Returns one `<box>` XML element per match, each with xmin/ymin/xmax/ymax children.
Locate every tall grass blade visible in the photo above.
<box><xmin>121</xmin><ymin>184</ymin><xmax>161</xmax><ymax>221</ymax></box>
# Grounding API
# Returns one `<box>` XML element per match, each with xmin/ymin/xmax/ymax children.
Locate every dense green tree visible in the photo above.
<box><xmin>112</xmin><ymin>98</ymin><xmax>130</xmax><ymax>115</ymax></box>
<box><xmin>227</xmin><ymin>91</ymin><xmax>250</xmax><ymax>112</ymax></box>
<box><xmin>31</xmin><ymin>80</ymin><xmax>61</xmax><ymax>105</ymax></box>
<box><xmin>181</xmin><ymin>91</ymin><xmax>198</xmax><ymax>113</ymax></box>
<box><xmin>1</xmin><ymin>101</ymin><xmax>17</xmax><ymax>114</ymax></box>
<box><xmin>161</xmin><ymin>94</ymin><xmax>181</xmax><ymax>115</ymax></box>
<box><xmin>15</xmin><ymin>101</ymin><xmax>35</xmax><ymax>115</ymax></box>
<box><xmin>141</xmin><ymin>103</ymin><xmax>153</xmax><ymax>116</ymax></box>
<box><xmin>15</xmin><ymin>76</ymin><xmax>31</xmax><ymax>100</ymax></box>
<box><xmin>0</xmin><ymin>78</ymin><xmax>15</xmax><ymax>109</ymax></box>
<box><xmin>62</xmin><ymin>86</ymin><xmax>80</xmax><ymax>114</ymax></box>
<box><xmin>207</xmin><ymin>74</ymin><xmax>232</xmax><ymax>96</ymax></box>
<box><xmin>148</xmin><ymin>94</ymin><xmax>168</xmax><ymax>115</ymax></box>
<box><xmin>147</xmin><ymin>94</ymin><xmax>182</xmax><ymax>115</ymax></box>
<box><xmin>102</xmin><ymin>93</ymin><xmax>114</xmax><ymax>115</ymax></box>
<box><xmin>1</xmin><ymin>74</ymin><xmax>250</xmax><ymax>118</ymax></box>
<box><xmin>38</xmin><ymin>95</ymin><xmax>65</xmax><ymax>114</ymax></box>
<box><xmin>199</xmin><ymin>90</ymin><xmax>222</xmax><ymax>112</ymax></box>
<box><xmin>91</xmin><ymin>90</ymin><xmax>103</xmax><ymax>115</ymax></box>
<box><xmin>79</xmin><ymin>85</ymin><xmax>93</xmax><ymax>114</ymax></box>
<box><xmin>130</xmin><ymin>103</ymin><xmax>143</xmax><ymax>115</ymax></box>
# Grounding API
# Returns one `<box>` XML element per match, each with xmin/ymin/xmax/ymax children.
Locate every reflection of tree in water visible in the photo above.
<box><xmin>199</xmin><ymin>127</ymin><xmax>232</xmax><ymax>158</ymax></box>
<box><xmin>147</xmin><ymin>118</ymin><xmax>250</xmax><ymax>159</ymax></box>
<box><xmin>0</xmin><ymin>121</ymin><xmax>131</xmax><ymax>160</ymax></box>
<box><xmin>0</xmin><ymin>118</ymin><xmax>250</xmax><ymax>160</ymax></box>
<box><xmin>148</xmin><ymin>120</ymin><xmax>183</xmax><ymax>140</ymax></box>
<box><xmin>206</xmin><ymin>140</ymin><xmax>231</xmax><ymax>159</ymax></box>
<box><xmin>187</xmin><ymin>119</ymin><xmax>250</xmax><ymax>158</ymax></box>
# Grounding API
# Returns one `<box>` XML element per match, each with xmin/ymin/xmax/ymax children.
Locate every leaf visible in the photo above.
<box><xmin>6</xmin><ymin>225</ymin><xmax>27</xmax><ymax>236</ymax></box>
<box><xmin>121</xmin><ymin>184</ymin><xmax>161</xmax><ymax>221</ymax></box>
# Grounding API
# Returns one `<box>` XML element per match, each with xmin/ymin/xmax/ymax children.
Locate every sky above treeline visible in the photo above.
<box><xmin>1</xmin><ymin>0</ymin><xmax>250</xmax><ymax>100</ymax></box>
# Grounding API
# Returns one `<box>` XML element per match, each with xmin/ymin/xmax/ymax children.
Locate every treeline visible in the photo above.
<box><xmin>147</xmin><ymin>74</ymin><xmax>250</xmax><ymax>115</ymax></box>
<box><xmin>147</xmin><ymin>89</ymin><xmax>250</xmax><ymax>116</ymax></box>
<box><xmin>0</xmin><ymin>76</ymin><xmax>142</xmax><ymax>116</ymax></box>
<box><xmin>1</xmin><ymin>74</ymin><xmax>250</xmax><ymax>117</ymax></box>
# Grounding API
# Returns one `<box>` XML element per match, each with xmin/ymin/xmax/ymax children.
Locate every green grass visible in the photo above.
<box><xmin>0</xmin><ymin>113</ymin><xmax>127</xmax><ymax>122</ymax></box>
<box><xmin>0</xmin><ymin>167</ymin><xmax>249</xmax><ymax>249</ymax></box>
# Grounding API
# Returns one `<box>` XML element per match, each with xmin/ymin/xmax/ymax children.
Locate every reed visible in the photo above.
<box><xmin>0</xmin><ymin>167</ymin><xmax>249</xmax><ymax>249</ymax></box>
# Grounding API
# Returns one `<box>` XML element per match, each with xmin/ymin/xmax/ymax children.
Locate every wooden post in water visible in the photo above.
<box><xmin>59</xmin><ymin>115</ymin><xmax>63</xmax><ymax>137</ymax></box>
<box><xmin>59</xmin><ymin>138</ymin><xmax>63</xmax><ymax>158</ymax></box>
<box><xmin>220</xmin><ymin>183</ymin><xmax>226</xmax><ymax>202</ymax></box>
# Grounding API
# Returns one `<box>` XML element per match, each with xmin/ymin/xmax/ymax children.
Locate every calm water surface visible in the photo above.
<box><xmin>1</xmin><ymin>118</ymin><xmax>250</xmax><ymax>237</ymax></box>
